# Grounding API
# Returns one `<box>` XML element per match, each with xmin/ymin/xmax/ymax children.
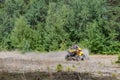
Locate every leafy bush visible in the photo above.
<box><xmin>56</xmin><ymin>64</ymin><xmax>63</xmax><ymax>72</ymax></box>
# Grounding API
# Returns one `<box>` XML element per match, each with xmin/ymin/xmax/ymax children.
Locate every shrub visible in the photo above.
<box><xmin>116</xmin><ymin>55</ymin><xmax>120</xmax><ymax>63</ymax></box>
<box><xmin>56</xmin><ymin>64</ymin><xmax>63</xmax><ymax>72</ymax></box>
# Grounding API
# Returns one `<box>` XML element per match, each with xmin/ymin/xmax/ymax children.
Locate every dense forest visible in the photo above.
<box><xmin>0</xmin><ymin>0</ymin><xmax>120</xmax><ymax>54</ymax></box>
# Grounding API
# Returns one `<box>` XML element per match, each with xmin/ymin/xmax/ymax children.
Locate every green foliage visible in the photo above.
<box><xmin>10</xmin><ymin>16</ymin><xmax>33</xmax><ymax>50</ymax></box>
<box><xmin>116</xmin><ymin>54</ymin><xmax>120</xmax><ymax>63</ymax></box>
<box><xmin>25</xmin><ymin>0</ymin><xmax>48</xmax><ymax>26</ymax></box>
<box><xmin>0</xmin><ymin>0</ymin><xmax>120</xmax><ymax>54</ymax></box>
<box><xmin>43</xmin><ymin>2</ymin><xmax>72</xmax><ymax>51</ymax></box>
<box><xmin>66</xmin><ymin>66</ymin><xmax>72</xmax><ymax>72</ymax></box>
<box><xmin>56</xmin><ymin>64</ymin><xmax>63</xmax><ymax>72</ymax></box>
<box><xmin>10</xmin><ymin>16</ymin><xmax>45</xmax><ymax>51</ymax></box>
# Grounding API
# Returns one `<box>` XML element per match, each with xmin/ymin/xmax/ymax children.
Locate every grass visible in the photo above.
<box><xmin>66</xmin><ymin>66</ymin><xmax>72</xmax><ymax>72</ymax></box>
<box><xmin>111</xmin><ymin>73</ymin><xmax>118</xmax><ymax>78</ymax></box>
<box><xmin>56</xmin><ymin>64</ymin><xmax>63</xmax><ymax>72</ymax></box>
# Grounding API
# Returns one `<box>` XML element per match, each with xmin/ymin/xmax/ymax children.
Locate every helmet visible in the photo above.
<box><xmin>72</xmin><ymin>45</ymin><xmax>78</xmax><ymax>49</ymax></box>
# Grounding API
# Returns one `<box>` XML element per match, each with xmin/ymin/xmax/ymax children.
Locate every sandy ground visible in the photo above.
<box><xmin>0</xmin><ymin>51</ymin><xmax>120</xmax><ymax>78</ymax></box>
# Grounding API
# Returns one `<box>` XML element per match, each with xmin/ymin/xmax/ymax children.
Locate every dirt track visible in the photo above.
<box><xmin>0</xmin><ymin>51</ymin><xmax>120</xmax><ymax>79</ymax></box>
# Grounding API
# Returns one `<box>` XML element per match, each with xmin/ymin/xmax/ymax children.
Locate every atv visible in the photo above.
<box><xmin>65</xmin><ymin>53</ymin><xmax>86</xmax><ymax>61</ymax></box>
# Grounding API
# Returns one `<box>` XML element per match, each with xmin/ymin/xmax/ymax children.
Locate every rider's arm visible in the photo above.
<box><xmin>68</xmin><ymin>49</ymin><xmax>76</xmax><ymax>53</ymax></box>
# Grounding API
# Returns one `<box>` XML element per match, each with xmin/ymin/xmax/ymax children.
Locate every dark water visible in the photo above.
<box><xmin>0</xmin><ymin>72</ymin><xmax>119</xmax><ymax>80</ymax></box>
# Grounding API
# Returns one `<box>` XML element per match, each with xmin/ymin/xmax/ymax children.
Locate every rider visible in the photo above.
<box><xmin>68</xmin><ymin>45</ymin><xmax>83</xmax><ymax>57</ymax></box>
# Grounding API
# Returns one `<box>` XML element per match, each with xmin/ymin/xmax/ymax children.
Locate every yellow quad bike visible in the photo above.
<box><xmin>65</xmin><ymin>48</ymin><xmax>86</xmax><ymax>61</ymax></box>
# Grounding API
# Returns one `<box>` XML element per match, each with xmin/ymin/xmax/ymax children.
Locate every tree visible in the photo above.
<box><xmin>10</xmin><ymin>16</ymin><xmax>33</xmax><ymax>50</ymax></box>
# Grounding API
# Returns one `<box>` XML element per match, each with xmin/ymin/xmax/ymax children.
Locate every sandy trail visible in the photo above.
<box><xmin>0</xmin><ymin>51</ymin><xmax>120</xmax><ymax>78</ymax></box>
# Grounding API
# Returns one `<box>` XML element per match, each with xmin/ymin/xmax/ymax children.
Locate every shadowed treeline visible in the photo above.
<box><xmin>0</xmin><ymin>71</ymin><xmax>119</xmax><ymax>80</ymax></box>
